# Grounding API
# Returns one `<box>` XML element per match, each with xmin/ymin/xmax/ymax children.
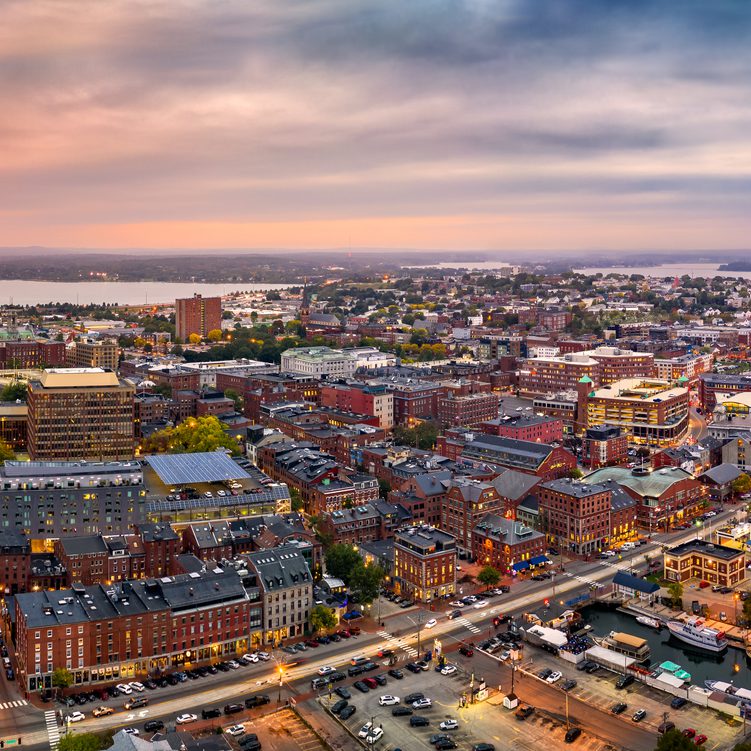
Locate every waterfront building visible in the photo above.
<box><xmin>664</xmin><ymin>539</ymin><xmax>746</xmax><ymax>588</ymax></box>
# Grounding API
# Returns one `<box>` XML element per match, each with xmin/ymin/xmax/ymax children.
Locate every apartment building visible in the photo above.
<box><xmin>393</xmin><ymin>526</ymin><xmax>457</xmax><ymax>603</ymax></box>
<box><xmin>175</xmin><ymin>294</ymin><xmax>222</xmax><ymax>341</ymax></box>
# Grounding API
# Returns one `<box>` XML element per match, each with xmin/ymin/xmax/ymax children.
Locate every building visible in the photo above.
<box><xmin>27</xmin><ymin>368</ymin><xmax>135</xmax><ymax>460</ymax></box>
<box><xmin>320</xmin><ymin>381</ymin><xmax>394</xmax><ymax>429</ymax></box>
<box><xmin>698</xmin><ymin>463</ymin><xmax>744</xmax><ymax>504</ymax></box>
<box><xmin>472</xmin><ymin>515</ymin><xmax>546</xmax><ymax>574</ymax></box>
<box><xmin>0</xmin><ymin>528</ymin><xmax>30</xmax><ymax>595</ymax></box>
<box><xmin>0</xmin><ymin>400</ymin><xmax>27</xmax><ymax>450</ymax></box>
<box><xmin>519</xmin><ymin>353</ymin><xmax>601</xmax><ymax>397</ymax></box>
<box><xmin>479</xmin><ymin>414</ymin><xmax>564</xmax><ymax>444</ymax></box>
<box><xmin>654</xmin><ymin>353</ymin><xmax>713</xmax><ymax>383</ymax></box>
<box><xmin>664</xmin><ymin>539</ymin><xmax>746</xmax><ymax>588</ymax></box>
<box><xmin>437</xmin><ymin>391</ymin><xmax>499</xmax><ymax>428</ymax></box>
<box><xmin>54</xmin><ymin>534</ymin><xmax>146</xmax><ymax>586</ymax></box>
<box><xmin>698</xmin><ymin>373</ymin><xmax>751</xmax><ymax>412</ymax></box>
<box><xmin>442</xmin><ymin>479</ymin><xmax>502</xmax><ymax>553</ymax></box>
<box><xmin>581</xmin><ymin>378</ymin><xmax>689</xmax><ymax>448</ymax></box>
<box><xmin>579</xmin><ymin>346</ymin><xmax>655</xmax><ymax>385</ymax></box>
<box><xmin>14</xmin><ymin>567</ymin><xmax>251</xmax><ymax>693</ymax></box>
<box><xmin>317</xmin><ymin>504</ymin><xmax>382</xmax><ymax>546</ymax></box>
<box><xmin>582</xmin><ymin>425</ymin><xmax>629</xmax><ymax>469</ymax></box>
<box><xmin>532</xmin><ymin>392</ymin><xmax>578</xmax><ymax>435</ymax></box>
<box><xmin>538</xmin><ymin>478</ymin><xmax>613</xmax><ymax>556</ymax></box>
<box><xmin>175</xmin><ymin>294</ymin><xmax>222</xmax><ymax>341</ymax></box>
<box><xmin>393</xmin><ymin>525</ymin><xmax>456</xmax><ymax>603</ymax></box>
<box><xmin>0</xmin><ymin>339</ymin><xmax>66</xmax><ymax>369</ymax></box>
<box><xmin>67</xmin><ymin>339</ymin><xmax>119</xmax><ymax>371</ymax></box>
<box><xmin>136</xmin><ymin>523</ymin><xmax>182</xmax><ymax>578</ymax></box>
<box><xmin>179</xmin><ymin>359</ymin><xmax>277</xmax><ymax>389</ymax></box>
<box><xmin>280</xmin><ymin>347</ymin><xmax>358</xmax><ymax>378</ymax></box>
<box><xmin>244</xmin><ymin>544</ymin><xmax>313</xmax><ymax>645</ymax></box>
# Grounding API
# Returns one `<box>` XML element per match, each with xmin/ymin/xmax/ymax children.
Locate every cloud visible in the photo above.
<box><xmin>0</xmin><ymin>0</ymin><xmax>750</xmax><ymax>249</ymax></box>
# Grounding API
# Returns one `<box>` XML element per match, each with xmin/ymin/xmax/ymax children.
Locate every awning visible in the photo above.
<box><xmin>512</xmin><ymin>560</ymin><xmax>530</xmax><ymax>571</ymax></box>
<box><xmin>529</xmin><ymin>555</ymin><xmax>550</xmax><ymax>566</ymax></box>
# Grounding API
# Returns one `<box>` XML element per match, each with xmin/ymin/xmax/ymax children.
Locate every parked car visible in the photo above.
<box><xmin>330</xmin><ymin>699</ymin><xmax>348</xmax><ymax>715</ymax></box>
<box><xmin>632</xmin><ymin>709</ymin><xmax>646</xmax><ymax>723</ymax></box>
<box><xmin>202</xmin><ymin>708</ymin><xmax>222</xmax><ymax>719</ymax></box>
<box><xmin>515</xmin><ymin>705</ymin><xmax>534</xmax><ymax>720</ymax></box>
<box><xmin>392</xmin><ymin>707</ymin><xmax>413</xmax><ymax>716</ymax></box>
<box><xmin>93</xmin><ymin>706</ymin><xmax>114</xmax><ymax>717</ymax></box>
<box><xmin>388</xmin><ymin>669</ymin><xmax>404</xmax><ymax>680</ymax></box>
<box><xmin>616</xmin><ymin>675</ymin><xmax>634</xmax><ymax>689</ymax></box>
<box><xmin>335</xmin><ymin>686</ymin><xmax>351</xmax><ymax>699</ymax></box>
<box><xmin>564</xmin><ymin>727</ymin><xmax>582</xmax><ymax>744</ymax></box>
<box><xmin>611</xmin><ymin>702</ymin><xmax>627</xmax><ymax>715</ymax></box>
<box><xmin>410</xmin><ymin>716</ymin><xmax>430</xmax><ymax>727</ymax></box>
<box><xmin>144</xmin><ymin>720</ymin><xmax>165</xmax><ymax>732</ymax></box>
<box><xmin>340</xmin><ymin>705</ymin><xmax>356</xmax><ymax>720</ymax></box>
<box><xmin>176</xmin><ymin>714</ymin><xmax>198</xmax><ymax>725</ymax></box>
<box><xmin>459</xmin><ymin>644</ymin><xmax>474</xmax><ymax>657</ymax></box>
<box><xmin>439</xmin><ymin>719</ymin><xmax>459</xmax><ymax>731</ymax></box>
<box><xmin>670</xmin><ymin>697</ymin><xmax>687</xmax><ymax>709</ymax></box>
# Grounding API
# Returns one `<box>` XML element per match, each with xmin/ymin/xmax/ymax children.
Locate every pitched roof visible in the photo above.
<box><xmin>491</xmin><ymin>470</ymin><xmax>540</xmax><ymax>501</ymax></box>
<box><xmin>613</xmin><ymin>571</ymin><xmax>659</xmax><ymax>594</ymax></box>
<box><xmin>699</xmin><ymin>463</ymin><xmax>743</xmax><ymax>486</ymax></box>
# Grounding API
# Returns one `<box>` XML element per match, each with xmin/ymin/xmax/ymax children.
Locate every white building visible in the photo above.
<box><xmin>343</xmin><ymin>346</ymin><xmax>398</xmax><ymax>370</ymax></box>
<box><xmin>180</xmin><ymin>358</ymin><xmax>278</xmax><ymax>387</ymax></box>
<box><xmin>280</xmin><ymin>346</ymin><xmax>358</xmax><ymax>378</ymax></box>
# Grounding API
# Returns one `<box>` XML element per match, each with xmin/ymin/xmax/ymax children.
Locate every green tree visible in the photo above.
<box><xmin>52</xmin><ymin>667</ymin><xmax>74</xmax><ymax>692</ymax></box>
<box><xmin>0</xmin><ymin>440</ymin><xmax>16</xmax><ymax>463</ymax></box>
<box><xmin>655</xmin><ymin>729</ymin><xmax>698</xmax><ymax>751</ymax></box>
<box><xmin>0</xmin><ymin>381</ymin><xmax>27</xmax><ymax>401</ymax></box>
<box><xmin>325</xmin><ymin>544</ymin><xmax>362</xmax><ymax>581</ymax></box>
<box><xmin>310</xmin><ymin>604</ymin><xmax>337</xmax><ymax>634</ymax></box>
<box><xmin>207</xmin><ymin>328</ymin><xmax>223</xmax><ymax>342</ymax></box>
<box><xmin>224</xmin><ymin>387</ymin><xmax>243</xmax><ymax>412</ymax></box>
<box><xmin>393</xmin><ymin>421</ymin><xmax>439</xmax><ymax>450</ymax></box>
<box><xmin>290</xmin><ymin>487</ymin><xmax>304</xmax><ymax>513</ymax></box>
<box><xmin>568</xmin><ymin>467</ymin><xmax>584</xmax><ymax>479</ymax></box>
<box><xmin>141</xmin><ymin>415</ymin><xmax>240</xmax><ymax>455</ymax></box>
<box><xmin>58</xmin><ymin>733</ymin><xmax>110</xmax><ymax>751</ymax></box>
<box><xmin>349</xmin><ymin>562</ymin><xmax>385</xmax><ymax>605</ymax></box>
<box><xmin>732</xmin><ymin>473</ymin><xmax>751</xmax><ymax>496</ymax></box>
<box><xmin>477</xmin><ymin>565</ymin><xmax>502</xmax><ymax>589</ymax></box>
<box><xmin>667</xmin><ymin>581</ymin><xmax>683</xmax><ymax>608</ymax></box>
<box><xmin>733</xmin><ymin>743</ymin><xmax>751</xmax><ymax>751</ymax></box>
<box><xmin>378</xmin><ymin>478</ymin><xmax>391</xmax><ymax>497</ymax></box>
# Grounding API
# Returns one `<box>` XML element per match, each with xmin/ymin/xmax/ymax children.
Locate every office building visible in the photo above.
<box><xmin>280</xmin><ymin>347</ymin><xmax>358</xmax><ymax>378</ymax></box>
<box><xmin>67</xmin><ymin>338</ymin><xmax>119</xmax><ymax>371</ymax></box>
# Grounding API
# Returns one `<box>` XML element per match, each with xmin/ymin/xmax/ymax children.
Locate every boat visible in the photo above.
<box><xmin>658</xmin><ymin>660</ymin><xmax>691</xmax><ymax>682</ymax></box>
<box><xmin>635</xmin><ymin>615</ymin><xmax>661</xmax><ymax>629</ymax></box>
<box><xmin>594</xmin><ymin>631</ymin><xmax>651</xmax><ymax>663</ymax></box>
<box><xmin>705</xmin><ymin>680</ymin><xmax>751</xmax><ymax>705</ymax></box>
<box><xmin>666</xmin><ymin>616</ymin><xmax>728</xmax><ymax>653</ymax></box>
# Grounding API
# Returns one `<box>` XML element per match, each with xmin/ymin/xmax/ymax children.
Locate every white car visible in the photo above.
<box><xmin>546</xmin><ymin>671</ymin><xmax>563</xmax><ymax>684</ymax></box>
<box><xmin>378</xmin><ymin>695</ymin><xmax>400</xmax><ymax>706</ymax></box>
<box><xmin>318</xmin><ymin>666</ymin><xmax>336</xmax><ymax>676</ymax></box>
<box><xmin>358</xmin><ymin>722</ymin><xmax>374</xmax><ymax>739</ymax></box>
<box><xmin>499</xmin><ymin>651</ymin><xmax>511</xmax><ymax>662</ymax></box>
<box><xmin>257</xmin><ymin>652</ymin><xmax>271</xmax><ymax>661</ymax></box>
<box><xmin>473</xmin><ymin>601</ymin><xmax>485</xmax><ymax>609</ymax></box>
<box><xmin>243</xmin><ymin>653</ymin><xmax>259</xmax><ymax>663</ymax></box>
<box><xmin>123</xmin><ymin>729</ymin><xmax>140</xmax><ymax>736</ymax></box>
<box><xmin>425</xmin><ymin>619</ymin><xmax>437</xmax><ymax>629</ymax></box>
<box><xmin>449</xmin><ymin>601</ymin><xmax>465</xmax><ymax>608</ymax></box>
<box><xmin>412</xmin><ymin>698</ymin><xmax>432</xmax><ymax>709</ymax></box>
<box><xmin>217</xmin><ymin>490</ymin><xmax>227</xmax><ymax>497</ymax></box>
<box><xmin>439</xmin><ymin>719</ymin><xmax>459</xmax><ymax>731</ymax></box>
<box><xmin>115</xmin><ymin>683</ymin><xmax>133</xmax><ymax>695</ymax></box>
<box><xmin>176</xmin><ymin>714</ymin><xmax>198</xmax><ymax>725</ymax></box>
<box><xmin>440</xmin><ymin>664</ymin><xmax>457</xmax><ymax>676</ymax></box>
<box><xmin>226</xmin><ymin>725</ymin><xmax>245</xmax><ymax>737</ymax></box>
<box><xmin>366</xmin><ymin>728</ymin><xmax>384</xmax><ymax>745</ymax></box>
<box><xmin>227</xmin><ymin>660</ymin><xmax>240</xmax><ymax>669</ymax></box>
<box><xmin>129</xmin><ymin>681</ymin><xmax>145</xmax><ymax>692</ymax></box>
<box><xmin>67</xmin><ymin>712</ymin><xmax>85</xmax><ymax>723</ymax></box>
<box><xmin>601</xmin><ymin>550</ymin><xmax>616</xmax><ymax>557</ymax></box>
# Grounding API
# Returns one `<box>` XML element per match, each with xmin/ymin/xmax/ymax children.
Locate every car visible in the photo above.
<box><xmin>373</xmin><ymin>673</ymin><xmax>388</xmax><ymax>686</ymax></box>
<box><xmin>144</xmin><ymin>679</ymin><xmax>158</xmax><ymax>689</ymax></box>
<box><xmin>435</xmin><ymin>741</ymin><xmax>457</xmax><ymax>750</ymax></box>
<box><xmin>257</xmin><ymin>652</ymin><xmax>271</xmax><ymax>661</ymax></box>
<box><xmin>281</xmin><ymin>646</ymin><xmax>297</xmax><ymax>654</ymax></box>
<box><xmin>449</xmin><ymin>601</ymin><xmax>465</xmax><ymax>608</ymax></box>
<box><xmin>387</xmin><ymin>668</ymin><xmax>404</xmax><ymax>680</ymax></box>
<box><xmin>227</xmin><ymin>659</ymin><xmax>241</xmax><ymax>669</ymax></box>
<box><xmin>416</xmin><ymin>660</ymin><xmax>430</xmax><ymax>672</ymax></box>
<box><xmin>425</xmin><ymin>619</ymin><xmax>437</xmax><ymax>629</ymax></box>
<box><xmin>67</xmin><ymin>711</ymin><xmax>85</xmax><ymax>723</ymax></box>
<box><xmin>318</xmin><ymin>666</ymin><xmax>336</xmax><ymax>676</ymax></box>
<box><xmin>412</xmin><ymin>698</ymin><xmax>432</xmax><ymax>709</ymax></box>
<box><xmin>720</xmin><ymin>586</ymin><xmax>733</xmax><ymax>594</ymax></box>
<box><xmin>546</xmin><ymin>671</ymin><xmax>563</xmax><ymax>684</ymax></box>
<box><xmin>340</xmin><ymin>705</ymin><xmax>356</xmax><ymax>720</ymax></box>
<box><xmin>358</xmin><ymin>722</ymin><xmax>374</xmax><ymax>739</ymax></box>
<box><xmin>430</xmin><ymin>735</ymin><xmax>451</xmax><ymax>746</ymax></box>
<box><xmin>144</xmin><ymin>720</ymin><xmax>165</xmax><ymax>732</ymax></box>
<box><xmin>224</xmin><ymin>704</ymin><xmax>244</xmax><ymax>715</ymax></box>
<box><xmin>392</xmin><ymin>707</ymin><xmax>413</xmax><ymax>716</ymax></box>
<box><xmin>658</xmin><ymin>721</ymin><xmax>676</xmax><ymax>735</ymax></box>
<box><xmin>123</xmin><ymin>728</ymin><xmax>140</xmax><ymax>736</ymax></box>
<box><xmin>116</xmin><ymin>683</ymin><xmax>133</xmax><ymax>695</ymax></box>
<box><xmin>410</xmin><ymin>716</ymin><xmax>430</xmax><ymax>727</ymax></box>
<box><xmin>699</xmin><ymin>580</ymin><xmax>710</xmax><ymax>589</ymax></box>
<box><xmin>339</xmin><ymin>630</ymin><xmax>351</xmax><ymax>638</ymax></box>
<box><xmin>238</xmin><ymin>736</ymin><xmax>260</xmax><ymax>749</ymax></box>
<box><xmin>400</xmin><ymin>601</ymin><xmax>414</xmax><ymax>609</ymax></box>
<box><xmin>405</xmin><ymin>662</ymin><xmax>422</xmax><ymax>674</ymax></box>
<box><xmin>294</xmin><ymin>642</ymin><xmax>308</xmax><ymax>651</ymax></box>
<box><xmin>632</xmin><ymin>709</ymin><xmax>646</xmax><ymax>723</ymax></box>
<box><xmin>377</xmin><ymin>648</ymin><xmax>394</xmax><ymax>658</ymax></box>
<box><xmin>329</xmin><ymin>633</ymin><xmax>341</xmax><ymax>642</ymax></box>
<box><xmin>562</xmin><ymin>679</ymin><xmax>577</xmax><ymax>691</ymax></box>
<box><xmin>459</xmin><ymin>644</ymin><xmax>474</xmax><ymax>657</ymax></box>
<box><xmin>584</xmin><ymin>662</ymin><xmax>600</xmax><ymax>674</ymax></box>
<box><xmin>720</xmin><ymin>611</ymin><xmax>728</xmax><ymax>622</ymax></box>
<box><xmin>363</xmin><ymin>661</ymin><xmax>379</xmax><ymax>672</ymax></box>
<box><xmin>379</xmin><ymin>695</ymin><xmax>400</xmax><ymax>706</ymax></box>
<box><xmin>441</xmin><ymin>664</ymin><xmax>457</xmax><ymax>676</ymax></box>
<box><xmin>616</xmin><ymin>675</ymin><xmax>634</xmax><ymax>689</ymax></box>
<box><xmin>245</xmin><ymin>694</ymin><xmax>270</xmax><ymax>709</ymax></box>
<box><xmin>611</xmin><ymin>702</ymin><xmax>627</xmax><ymax>715</ymax></box>
<box><xmin>537</xmin><ymin>668</ymin><xmax>553</xmax><ymax>680</ymax></box>
<box><xmin>499</xmin><ymin>651</ymin><xmax>511</xmax><ymax>662</ymax></box>
<box><xmin>335</xmin><ymin>686</ymin><xmax>351</xmax><ymax>699</ymax></box>
<box><xmin>354</xmin><ymin>680</ymin><xmax>370</xmax><ymax>693</ymax></box>
<box><xmin>318</xmin><ymin>636</ymin><xmax>331</xmax><ymax>644</ymax></box>
<box><xmin>92</xmin><ymin>706</ymin><xmax>114</xmax><ymax>717</ymax></box>
<box><xmin>472</xmin><ymin>745</ymin><xmax>496</xmax><ymax>751</ymax></box>
<box><xmin>404</xmin><ymin>692</ymin><xmax>425</xmax><ymax>704</ymax></box>
<box><xmin>330</xmin><ymin>699</ymin><xmax>348</xmax><ymax>715</ymax></box>
<box><xmin>473</xmin><ymin>601</ymin><xmax>485</xmax><ymax>609</ymax></box>
<box><xmin>202</xmin><ymin>708</ymin><xmax>222</xmax><ymax>719</ymax></box>
<box><xmin>447</xmin><ymin>610</ymin><xmax>463</xmax><ymax>620</ymax></box>
<box><xmin>670</xmin><ymin>697</ymin><xmax>687</xmax><ymax>709</ymax></box>
<box><xmin>348</xmin><ymin>666</ymin><xmax>366</xmax><ymax>677</ymax></box>
<box><xmin>129</xmin><ymin>681</ymin><xmax>145</xmax><ymax>692</ymax></box>
<box><xmin>711</xmin><ymin>585</ymin><xmax>722</xmax><ymax>592</ymax></box>
<box><xmin>439</xmin><ymin>719</ymin><xmax>459</xmax><ymax>731</ymax></box>
<box><xmin>365</xmin><ymin>728</ymin><xmax>384</xmax><ymax>745</ymax></box>
<box><xmin>564</xmin><ymin>728</ymin><xmax>581</xmax><ymax>743</ymax></box>
<box><xmin>694</xmin><ymin>735</ymin><xmax>707</xmax><ymax>746</ymax></box>
<box><xmin>682</xmin><ymin>729</ymin><xmax>696</xmax><ymax>739</ymax></box>
<box><xmin>515</xmin><ymin>705</ymin><xmax>534</xmax><ymax>720</ymax></box>
<box><xmin>363</xmin><ymin>677</ymin><xmax>379</xmax><ymax>689</ymax></box>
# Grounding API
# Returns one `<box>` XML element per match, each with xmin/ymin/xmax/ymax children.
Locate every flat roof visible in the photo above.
<box><xmin>37</xmin><ymin>368</ymin><xmax>122</xmax><ymax>388</ymax></box>
<box><xmin>144</xmin><ymin>452</ymin><xmax>251</xmax><ymax>486</ymax></box>
<box><xmin>590</xmin><ymin>378</ymin><xmax>687</xmax><ymax>402</ymax></box>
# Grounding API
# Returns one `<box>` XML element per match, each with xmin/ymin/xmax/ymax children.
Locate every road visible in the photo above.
<box><xmin>689</xmin><ymin>406</ymin><xmax>708</xmax><ymax>443</ymax></box>
<box><xmin>3</xmin><ymin>512</ymin><xmax>735</xmax><ymax>751</ymax></box>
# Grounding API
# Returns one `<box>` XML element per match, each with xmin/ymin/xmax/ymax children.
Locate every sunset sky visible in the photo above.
<box><xmin>2</xmin><ymin>0</ymin><xmax>750</xmax><ymax>251</ymax></box>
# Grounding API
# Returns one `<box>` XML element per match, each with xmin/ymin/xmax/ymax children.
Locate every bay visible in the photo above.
<box><xmin>573</xmin><ymin>262</ymin><xmax>751</xmax><ymax>280</ymax></box>
<box><xmin>0</xmin><ymin>280</ymin><xmax>292</xmax><ymax>307</ymax></box>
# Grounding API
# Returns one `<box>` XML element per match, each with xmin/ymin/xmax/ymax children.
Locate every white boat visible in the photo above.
<box><xmin>667</xmin><ymin>616</ymin><xmax>727</xmax><ymax>653</ymax></box>
<box><xmin>635</xmin><ymin>616</ymin><xmax>661</xmax><ymax>629</ymax></box>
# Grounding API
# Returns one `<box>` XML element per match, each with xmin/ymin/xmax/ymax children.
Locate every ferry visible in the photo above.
<box><xmin>666</xmin><ymin>616</ymin><xmax>728</xmax><ymax>653</ymax></box>
<box><xmin>595</xmin><ymin>631</ymin><xmax>651</xmax><ymax>663</ymax></box>
<box><xmin>635</xmin><ymin>615</ymin><xmax>661</xmax><ymax>629</ymax></box>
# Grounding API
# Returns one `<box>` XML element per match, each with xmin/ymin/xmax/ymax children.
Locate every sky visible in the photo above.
<box><xmin>1</xmin><ymin>0</ymin><xmax>750</xmax><ymax>252</ymax></box>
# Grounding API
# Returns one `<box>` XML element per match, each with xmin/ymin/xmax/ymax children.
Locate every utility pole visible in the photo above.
<box><xmin>565</xmin><ymin>688</ymin><xmax>570</xmax><ymax>730</ymax></box>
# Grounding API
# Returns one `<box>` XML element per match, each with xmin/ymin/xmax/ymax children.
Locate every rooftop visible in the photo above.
<box><xmin>667</xmin><ymin>538</ymin><xmax>744</xmax><ymax>561</ymax></box>
<box><xmin>36</xmin><ymin>368</ymin><xmax>123</xmax><ymax>388</ymax></box>
<box><xmin>589</xmin><ymin>378</ymin><xmax>687</xmax><ymax>402</ymax></box>
<box><xmin>144</xmin><ymin>451</ymin><xmax>251</xmax><ymax>486</ymax></box>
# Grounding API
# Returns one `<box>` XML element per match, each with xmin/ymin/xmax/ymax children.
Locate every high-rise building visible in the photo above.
<box><xmin>175</xmin><ymin>293</ymin><xmax>222</xmax><ymax>342</ymax></box>
<box><xmin>27</xmin><ymin>368</ymin><xmax>135</xmax><ymax>460</ymax></box>
<box><xmin>67</xmin><ymin>338</ymin><xmax>119</xmax><ymax>371</ymax></box>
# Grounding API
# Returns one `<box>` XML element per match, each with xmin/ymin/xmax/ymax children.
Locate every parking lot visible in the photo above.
<box><xmin>222</xmin><ymin>708</ymin><xmax>327</xmax><ymax>751</ymax></box>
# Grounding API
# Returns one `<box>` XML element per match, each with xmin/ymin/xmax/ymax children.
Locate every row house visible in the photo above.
<box><xmin>54</xmin><ymin>534</ymin><xmax>146</xmax><ymax>586</ymax></box>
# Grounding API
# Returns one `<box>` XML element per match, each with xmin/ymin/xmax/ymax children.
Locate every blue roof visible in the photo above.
<box><xmin>612</xmin><ymin>571</ymin><xmax>659</xmax><ymax>594</ymax></box>
<box><xmin>512</xmin><ymin>560</ymin><xmax>530</xmax><ymax>571</ymax></box>
<box><xmin>144</xmin><ymin>451</ymin><xmax>250</xmax><ymax>486</ymax></box>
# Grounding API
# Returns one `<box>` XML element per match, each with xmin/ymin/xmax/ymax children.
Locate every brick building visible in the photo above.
<box><xmin>393</xmin><ymin>526</ymin><xmax>456</xmax><ymax>603</ymax></box>
<box><xmin>0</xmin><ymin>528</ymin><xmax>30</xmax><ymax>595</ymax></box>
<box><xmin>317</xmin><ymin>504</ymin><xmax>382</xmax><ymax>546</ymax></box>
<box><xmin>472</xmin><ymin>514</ymin><xmax>546</xmax><ymax>573</ymax></box>
<box><xmin>54</xmin><ymin>534</ymin><xmax>146</xmax><ymax>586</ymax></box>
<box><xmin>519</xmin><ymin>353</ymin><xmax>601</xmax><ymax>397</ymax></box>
<box><xmin>442</xmin><ymin>479</ymin><xmax>502</xmax><ymax>553</ymax></box>
<box><xmin>175</xmin><ymin>294</ymin><xmax>222</xmax><ymax>341</ymax></box>
<box><xmin>664</xmin><ymin>539</ymin><xmax>746</xmax><ymax>588</ymax></box>
<box><xmin>0</xmin><ymin>339</ymin><xmax>65</xmax><ymax>369</ymax></box>
<box><xmin>437</xmin><ymin>391</ymin><xmax>499</xmax><ymax>428</ymax></box>
<box><xmin>699</xmin><ymin>373</ymin><xmax>751</xmax><ymax>412</ymax></box>
<box><xmin>582</xmin><ymin>425</ymin><xmax>629</xmax><ymax>469</ymax></box>
<box><xmin>479</xmin><ymin>414</ymin><xmax>563</xmax><ymax>444</ymax></box>
<box><xmin>319</xmin><ymin>381</ymin><xmax>394</xmax><ymax>429</ymax></box>
<box><xmin>67</xmin><ymin>339</ymin><xmax>119</xmax><ymax>371</ymax></box>
<box><xmin>136</xmin><ymin>523</ymin><xmax>182</xmax><ymax>578</ymax></box>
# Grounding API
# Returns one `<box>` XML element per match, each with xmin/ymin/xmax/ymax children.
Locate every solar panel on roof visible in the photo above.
<box><xmin>144</xmin><ymin>452</ymin><xmax>252</xmax><ymax>486</ymax></box>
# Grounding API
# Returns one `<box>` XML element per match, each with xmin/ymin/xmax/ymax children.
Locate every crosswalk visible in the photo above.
<box><xmin>377</xmin><ymin>629</ymin><xmax>419</xmax><ymax>658</ymax></box>
<box><xmin>456</xmin><ymin>617</ymin><xmax>481</xmax><ymax>635</ymax></box>
<box><xmin>0</xmin><ymin>699</ymin><xmax>27</xmax><ymax>709</ymax></box>
<box><xmin>45</xmin><ymin>710</ymin><xmax>60</xmax><ymax>750</ymax></box>
<box><xmin>563</xmin><ymin>571</ymin><xmax>601</xmax><ymax>588</ymax></box>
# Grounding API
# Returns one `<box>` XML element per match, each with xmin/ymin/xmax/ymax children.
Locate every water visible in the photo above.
<box><xmin>580</xmin><ymin>603</ymin><xmax>751</xmax><ymax>689</ymax></box>
<box><xmin>406</xmin><ymin>261</ymin><xmax>515</xmax><ymax>271</ymax></box>
<box><xmin>0</xmin><ymin>280</ymin><xmax>291</xmax><ymax>307</ymax></box>
<box><xmin>573</xmin><ymin>262</ymin><xmax>751</xmax><ymax>280</ymax></box>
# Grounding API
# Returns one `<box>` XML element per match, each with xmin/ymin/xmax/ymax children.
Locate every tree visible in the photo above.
<box><xmin>655</xmin><ymin>729</ymin><xmax>698</xmax><ymax>751</ymax></box>
<box><xmin>325</xmin><ymin>544</ymin><xmax>362</xmax><ymax>581</ymax></box>
<box><xmin>393</xmin><ymin>421</ymin><xmax>439</xmax><ymax>450</ymax></box>
<box><xmin>58</xmin><ymin>734</ymin><xmax>110</xmax><ymax>751</ymax></box>
<box><xmin>188</xmin><ymin>333</ymin><xmax>202</xmax><ymax>344</ymax></box>
<box><xmin>207</xmin><ymin>328</ymin><xmax>223</xmax><ymax>342</ymax></box>
<box><xmin>224</xmin><ymin>387</ymin><xmax>243</xmax><ymax>412</ymax></box>
<box><xmin>477</xmin><ymin>566</ymin><xmax>501</xmax><ymax>589</ymax></box>
<box><xmin>290</xmin><ymin>487</ymin><xmax>304</xmax><ymax>513</ymax></box>
<box><xmin>666</xmin><ymin>581</ymin><xmax>683</xmax><ymax>608</ymax></box>
<box><xmin>733</xmin><ymin>473</ymin><xmax>751</xmax><ymax>496</ymax></box>
<box><xmin>141</xmin><ymin>415</ymin><xmax>240</xmax><ymax>455</ymax></box>
<box><xmin>0</xmin><ymin>381</ymin><xmax>27</xmax><ymax>401</ymax></box>
<box><xmin>568</xmin><ymin>467</ymin><xmax>584</xmax><ymax>479</ymax></box>
<box><xmin>310</xmin><ymin>604</ymin><xmax>337</xmax><ymax>634</ymax></box>
<box><xmin>743</xmin><ymin>596</ymin><xmax>751</xmax><ymax>625</ymax></box>
<box><xmin>349</xmin><ymin>561</ymin><xmax>385</xmax><ymax>605</ymax></box>
<box><xmin>378</xmin><ymin>478</ymin><xmax>391</xmax><ymax>498</ymax></box>
<box><xmin>52</xmin><ymin>667</ymin><xmax>74</xmax><ymax>692</ymax></box>
<box><xmin>0</xmin><ymin>440</ymin><xmax>16</xmax><ymax>463</ymax></box>
<box><xmin>733</xmin><ymin>743</ymin><xmax>751</xmax><ymax>751</ymax></box>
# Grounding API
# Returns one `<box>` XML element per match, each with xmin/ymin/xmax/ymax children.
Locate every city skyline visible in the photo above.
<box><xmin>2</xmin><ymin>1</ymin><xmax>750</xmax><ymax>251</ymax></box>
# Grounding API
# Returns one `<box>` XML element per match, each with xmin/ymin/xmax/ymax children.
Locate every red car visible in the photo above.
<box><xmin>339</xmin><ymin>630</ymin><xmax>351</xmax><ymax>639</ymax></box>
<box><xmin>694</xmin><ymin>735</ymin><xmax>707</xmax><ymax>747</ymax></box>
<box><xmin>699</xmin><ymin>581</ymin><xmax>710</xmax><ymax>589</ymax></box>
<box><xmin>682</xmin><ymin>729</ymin><xmax>696</xmax><ymax>739</ymax></box>
<box><xmin>363</xmin><ymin>677</ymin><xmax>378</xmax><ymax>689</ymax></box>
